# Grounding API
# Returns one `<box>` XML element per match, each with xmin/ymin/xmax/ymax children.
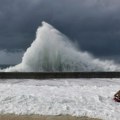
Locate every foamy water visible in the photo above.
<box><xmin>2</xmin><ymin>22</ymin><xmax>120</xmax><ymax>72</ymax></box>
<box><xmin>0</xmin><ymin>78</ymin><xmax>119</xmax><ymax>120</ymax></box>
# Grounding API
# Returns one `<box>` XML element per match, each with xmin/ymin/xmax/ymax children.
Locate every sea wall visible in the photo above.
<box><xmin>0</xmin><ymin>72</ymin><xmax>120</xmax><ymax>79</ymax></box>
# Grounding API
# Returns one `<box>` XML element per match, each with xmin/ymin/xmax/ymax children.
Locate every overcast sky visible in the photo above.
<box><xmin>0</xmin><ymin>0</ymin><xmax>120</xmax><ymax>64</ymax></box>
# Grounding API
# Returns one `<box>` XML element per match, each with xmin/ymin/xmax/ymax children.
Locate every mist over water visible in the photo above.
<box><xmin>2</xmin><ymin>22</ymin><xmax>120</xmax><ymax>72</ymax></box>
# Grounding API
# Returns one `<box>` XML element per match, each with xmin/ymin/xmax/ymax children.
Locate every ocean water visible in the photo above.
<box><xmin>0</xmin><ymin>65</ymin><xmax>14</xmax><ymax>69</ymax></box>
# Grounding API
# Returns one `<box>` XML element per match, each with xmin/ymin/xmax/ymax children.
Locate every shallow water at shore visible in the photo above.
<box><xmin>0</xmin><ymin>115</ymin><xmax>102</xmax><ymax>120</ymax></box>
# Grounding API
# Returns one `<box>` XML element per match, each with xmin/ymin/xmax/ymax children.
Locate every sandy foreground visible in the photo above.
<box><xmin>0</xmin><ymin>115</ymin><xmax>102</xmax><ymax>120</ymax></box>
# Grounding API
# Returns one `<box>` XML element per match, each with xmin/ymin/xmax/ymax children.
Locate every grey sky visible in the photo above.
<box><xmin>0</xmin><ymin>0</ymin><xmax>120</xmax><ymax>64</ymax></box>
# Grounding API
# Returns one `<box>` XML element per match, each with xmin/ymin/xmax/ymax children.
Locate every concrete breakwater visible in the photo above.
<box><xmin>0</xmin><ymin>72</ymin><xmax>120</xmax><ymax>79</ymax></box>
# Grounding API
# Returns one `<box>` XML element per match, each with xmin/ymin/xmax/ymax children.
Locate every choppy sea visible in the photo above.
<box><xmin>0</xmin><ymin>64</ymin><xmax>14</xmax><ymax>69</ymax></box>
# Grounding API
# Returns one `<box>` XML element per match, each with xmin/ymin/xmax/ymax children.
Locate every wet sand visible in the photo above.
<box><xmin>0</xmin><ymin>115</ymin><xmax>102</xmax><ymax>120</ymax></box>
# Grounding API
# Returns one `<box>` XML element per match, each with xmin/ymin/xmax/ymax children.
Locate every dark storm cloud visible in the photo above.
<box><xmin>0</xmin><ymin>0</ymin><xmax>120</xmax><ymax>57</ymax></box>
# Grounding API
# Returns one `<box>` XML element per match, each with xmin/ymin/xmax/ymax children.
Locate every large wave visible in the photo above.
<box><xmin>3</xmin><ymin>22</ymin><xmax>120</xmax><ymax>72</ymax></box>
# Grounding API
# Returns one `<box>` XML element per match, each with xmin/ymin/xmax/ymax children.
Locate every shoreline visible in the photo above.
<box><xmin>0</xmin><ymin>115</ymin><xmax>102</xmax><ymax>120</ymax></box>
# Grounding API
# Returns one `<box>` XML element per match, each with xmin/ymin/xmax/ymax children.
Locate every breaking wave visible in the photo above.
<box><xmin>3</xmin><ymin>22</ymin><xmax>120</xmax><ymax>72</ymax></box>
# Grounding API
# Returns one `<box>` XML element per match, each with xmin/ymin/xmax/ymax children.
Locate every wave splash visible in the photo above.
<box><xmin>3</xmin><ymin>22</ymin><xmax>120</xmax><ymax>72</ymax></box>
